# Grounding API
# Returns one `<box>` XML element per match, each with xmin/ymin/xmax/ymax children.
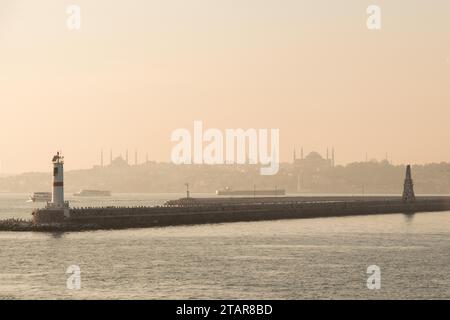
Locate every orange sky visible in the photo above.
<box><xmin>0</xmin><ymin>0</ymin><xmax>449</xmax><ymax>172</ymax></box>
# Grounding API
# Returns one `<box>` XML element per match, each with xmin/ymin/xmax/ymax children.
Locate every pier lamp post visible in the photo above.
<box><xmin>185</xmin><ymin>183</ymin><xmax>190</xmax><ymax>199</ymax></box>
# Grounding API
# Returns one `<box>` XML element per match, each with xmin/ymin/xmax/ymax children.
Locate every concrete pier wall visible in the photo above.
<box><xmin>30</xmin><ymin>197</ymin><xmax>450</xmax><ymax>230</ymax></box>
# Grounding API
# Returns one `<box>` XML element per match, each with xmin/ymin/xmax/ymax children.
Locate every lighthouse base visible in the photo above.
<box><xmin>32</xmin><ymin>209</ymin><xmax>66</xmax><ymax>224</ymax></box>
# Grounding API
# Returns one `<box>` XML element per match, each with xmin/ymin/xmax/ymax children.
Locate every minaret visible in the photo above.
<box><xmin>301</xmin><ymin>147</ymin><xmax>304</xmax><ymax>160</ymax></box>
<box><xmin>110</xmin><ymin>149</ymin><xmax>113</xmax><ymax>165</ymax></box>
<box><xmin>293</xmin><ymin>147</ymin><xmax>296</xmax><ymax>163</ymax></box>
<box><xmin>101</xmin><ymin>149</ymin><xmax>104</xmax><ymax>167</ymax></box>
<box><xmin>331</xmin><ymin>147</ymin><xmax>335</xmax><ymax>167</ymax></box>
<box><xmin>402</xmin><ymin>165</ymin><xmax>416</xmax><ymax>203</ymax></box>
<box><xmin>326</xmin><ymin>147</ymin><xmax>329</xmax><ymax>160</ymax></box>
<box><xmin>135</xmin><ymin>149</ymin><xmax>138</xmax><ymax>166</ymax></box>
<box><xmin>50</xmin><ymin>152</ymin><xmax>65</xmax><ymax>208</ymax></box>
<box><xmin>126</xmin><ymin>150</ymin><xmax>129</xmax><ymax>164</ymax></box>
<box><xmin>146</xmin><ymin>153</ymin><xmax>149</xmax><ymax>164</ymax></box>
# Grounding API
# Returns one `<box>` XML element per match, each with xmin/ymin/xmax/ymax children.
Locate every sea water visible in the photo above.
<box><xmin>0</xmin><ymin>193</ymin><xmax>449</xmax><ymax>299</ymax></box>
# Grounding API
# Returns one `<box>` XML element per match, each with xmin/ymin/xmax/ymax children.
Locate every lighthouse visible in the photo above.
<box><xmin>49</xmin><ymin>152</ymin><xmax>66</xmax><ymax>209</ymax></box>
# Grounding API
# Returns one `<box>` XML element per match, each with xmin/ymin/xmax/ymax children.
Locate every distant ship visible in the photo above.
<box><xmin>216</xmin><ymin>187</ymin><xmax>285</xmax><ymax>196</ymax></box>
<box><xmin>73</xmin><ymin>190</ymin><xmax>111</xmax><ymax>197</ymax></box>
<box><xmin>29</xmin><ymin>192</ymin><xmax>52</xmax><ymax>202</ymax></box>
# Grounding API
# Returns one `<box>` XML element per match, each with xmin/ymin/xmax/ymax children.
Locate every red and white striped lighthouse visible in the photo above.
<box><xmin>50</xmin><ymin>152</ymin><xmax>65</xmax><ymax>208</ymax></box>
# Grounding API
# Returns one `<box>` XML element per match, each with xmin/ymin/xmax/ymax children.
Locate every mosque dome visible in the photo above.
<box><xmin>305</xmin><ymin>151</ymin><xmax>323</xmax><ymax>160</ymax></box>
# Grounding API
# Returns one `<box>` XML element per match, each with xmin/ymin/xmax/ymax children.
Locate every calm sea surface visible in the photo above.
<box><xmin>0</xmin><ymin>193</ymin><xmax>449</xmax><ymax>299</ymax></box>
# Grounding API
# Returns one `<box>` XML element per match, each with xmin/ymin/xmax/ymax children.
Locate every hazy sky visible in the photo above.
<box><xmin>1</xmin><ymin>0</ymin><xmax>449</xmax><ymax>172</ymax></box>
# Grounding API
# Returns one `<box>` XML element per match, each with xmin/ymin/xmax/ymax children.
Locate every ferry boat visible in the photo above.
<box><xmin>73</xmin><ymin>190</ymin><xmax>111</xmax><ymax>197</ymax></box>
<box><xmin>29</xmin><ymin>192</ymin><xmax>52</xmax><ymax>202</ymax></box>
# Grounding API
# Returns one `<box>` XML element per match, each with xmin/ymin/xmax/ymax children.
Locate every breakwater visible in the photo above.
<box><xmin>1</xmin><ymin>196</ymin><xmax>450</xmax><ymax>232</ymax></box>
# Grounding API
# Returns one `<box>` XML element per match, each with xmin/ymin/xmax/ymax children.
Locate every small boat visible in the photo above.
<box><xmin>29</xmin><ymin>192</ymin><xmax>52</xmax><ymax>202</ymax></box>
<box><xmin>73</xmin><ymin>190</ymin><xmax>111</xmax><ymax>197</ymax></box>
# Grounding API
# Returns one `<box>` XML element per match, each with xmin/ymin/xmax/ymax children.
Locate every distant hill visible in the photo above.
<box><xmin>1</xmin><ymin>160</ymin><xmax>449</xmax><ymax>195</ymax></box>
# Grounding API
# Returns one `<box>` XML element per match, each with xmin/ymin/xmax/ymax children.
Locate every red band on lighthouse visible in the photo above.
<box><xmin>53</xmin><ymin>182</ymin><xmax>64</xmax><ymax>187</ymax></box>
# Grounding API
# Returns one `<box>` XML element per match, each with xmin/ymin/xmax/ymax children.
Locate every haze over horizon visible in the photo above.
<box><xmin>1</xmin><ymin>0</ymin><xmax>449</xmax><ymax>173</ymax></box>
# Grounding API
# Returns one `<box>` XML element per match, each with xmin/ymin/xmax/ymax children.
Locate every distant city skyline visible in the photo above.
<box><xmin>0</xmin><ymin>142</ymin><xmax>434</xmax><ymax>174</ymax></box>
<box><xmin>1</xmin><ymin>152</ymin><xmax>449</xmax><ymax>195</ymax></box>
<box><xmin>0</xmin><ymin>146</ymin><xmax>432</xmax><ymax>175</ymax></box>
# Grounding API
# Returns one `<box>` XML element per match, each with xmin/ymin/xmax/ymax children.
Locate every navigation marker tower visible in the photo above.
<box><xmin>402</xmin><ymin>165</ymin><xmax>416</xmax><ymax>203</ymax></box>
